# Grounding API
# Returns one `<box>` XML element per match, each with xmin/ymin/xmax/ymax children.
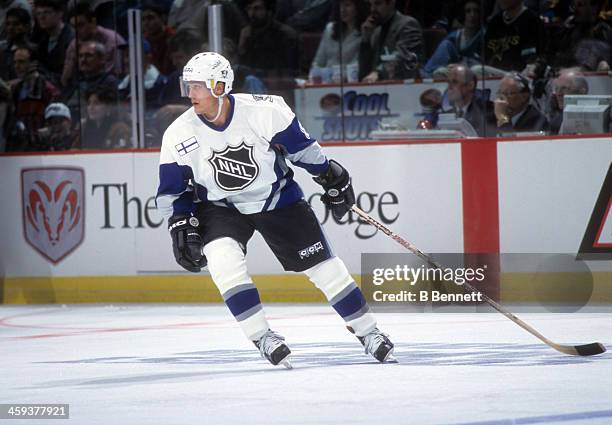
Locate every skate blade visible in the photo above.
<box><xmin>280</xmin><ymin>356</ymin><xmax>293</xmax><ymax>370</ymax></box>
<box><xmin>384</xmin><ymin>354</ymin><xmax>398</xmax><ymax>364</ymax></box>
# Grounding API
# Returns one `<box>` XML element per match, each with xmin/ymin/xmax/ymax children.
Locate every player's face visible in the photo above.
<box><xmin>186</xmin><ymin>81</ymin><xmax>214</xmax><ymax>114</ymax></box>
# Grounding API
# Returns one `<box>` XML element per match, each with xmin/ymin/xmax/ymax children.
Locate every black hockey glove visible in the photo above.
<box><xmin>313</xmin><ymin>159</ymin><xmax>355</xmax><ymax>220</ymax></box>
<box><xmin>168</xmin><ymin>215</ymin><xmax>207</xmax><ymax>273</ymax></box>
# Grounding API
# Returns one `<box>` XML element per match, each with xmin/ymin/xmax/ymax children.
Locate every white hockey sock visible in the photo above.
<box><xmin>304</xmin><ymin>257</ymin><xmax>377</xmax><ymax>336</ymax></box>
<box><xmin>204</xmin><ymin>237</ymin><xmax>270</xmax><ymax>341</ymax></box>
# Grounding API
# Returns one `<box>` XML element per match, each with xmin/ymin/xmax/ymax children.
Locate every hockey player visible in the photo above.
<box><xmin>155</xmin><ymin>52</ymin><xmax>394</xmax><ymax>368</ymax></box>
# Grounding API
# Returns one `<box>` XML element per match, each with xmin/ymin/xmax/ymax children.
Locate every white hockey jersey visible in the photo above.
<box><xmin>156</xmin><ymin>94</ymin><xmax>329</xmax><ymax>219</ymax></box>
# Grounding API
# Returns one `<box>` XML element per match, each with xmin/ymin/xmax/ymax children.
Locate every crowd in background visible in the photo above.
<box><xmin>0</xmin><ymin>0</ymin><xmax>610</xmax><ymax>151</ymax></box>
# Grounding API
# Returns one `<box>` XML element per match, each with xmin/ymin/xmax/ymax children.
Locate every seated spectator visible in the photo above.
<box><xmin>205</xmin><ymin>37</ymin><xmax>266</xmax><ymax>94</ymax></box>
<box><xmin>29</xmin><ymin>102</ymin><xmax>77</xmax><ymax>151</ymax></box>
<box><xmin>481</xmin><ymin>0</ymin><xmax>543</xmax><ymax>75</ymax></box>
<box><xmin>310</xmin><ymin>0</ymin><xmax>368</xmax><ymax>72</ymax></box>
<box><xmin>142</xmin><ymin>1</ymin><xmax>176</xmax><ymax>75</ymax></box>
<box><xmin>275</xmin><ymin>0</ymin><xmax>332</xmax><ymax>31</ymax></box>
<box><xmin>158</xmin><ymin>29</ymin><xmax>202</xmax><ymax>105</ymax></box>
<box><xmin>10</xmin><ymin>43</ymin><xmax>60</xmax><ymax>147</ymax></box>
<box><xmin>0</xmin><ymin>0</ymin><xmax>31</xmax><ymax>39</ymax></box>
<box><xmin>547</xmin><ymin>0</ymin><xmax>612</xmax><ymax>71</ymax></box>
<box><xmin>445</xmin><ymin>64</ymin><xmax>495</xmax><ymax>136</ymax></box>
<box><xmin>33</xmin><ymin>0</ymin><xmax>74</xmax><ymax>86</ymax></box>
<box><xmin>118</xmin><ymin>40</ymin><xmax>168</xmax><ymax>111</ymax></box>
<box><xmin>494</xmin><ymin>71</ymin><xmax>550</xmax><ymax>133</ymax></box>
<box><xmin>62</xmin><ymin>41</ymin><xmax>118</xmax><ymax>122</ymax></box>
<box><xmin>78</xmin><ymin>86</ymin><xmax>130</xmax><ymax>149</ymax></box>
<box><xmin>179</xmin><ymin>0</ymin><xmax>247</xmax><ymax>46</ymax></box>
<box><xmin>61</xmin><ymin>3</ymin><xmax>126</xmax><ymax>88</ymax></box>
<box><xmin>548</xmin><ymin>67</ymin><xmax>589</xmax><ymax>133</ymax></box>
<box><xmin>238</xmin><ymin>0</ymin><xmax>299</xmax><ymax>78</ymax></box>
<box><xmin>422</xmin><ymin>0</ymin><xmax>484</xmax><ymax>78</ymax></box>
<box><xmin>0</xmin><ymin>7</ymin><xmax>32</xmax><ymax>81</ymax></box>
<box><xmin>358</xmin><ymin>0</ymin><xmax>425</xmax><ymax>82</ymax></box>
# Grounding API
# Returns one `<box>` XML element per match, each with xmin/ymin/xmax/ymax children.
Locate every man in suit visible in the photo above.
<box><xmin>446</xmin><ymin>64</ymin><xmax>495</xmax><ymax>137</ymax></box>
<box><xmin>548</xmin><ymin>68</ymin><xmax>589</xmax><ymax>134</ymax></box>
<box><xmin>359</xmin><ymin>0</ymin><xmax>424</xmax><ymax>82</ymax></box>
<box><xmin>494</xmin><ymin>71</ymin><xmax>549</xmax><ymax>134</ymax></box>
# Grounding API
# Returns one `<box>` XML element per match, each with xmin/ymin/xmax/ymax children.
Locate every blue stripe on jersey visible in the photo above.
<box><xmin>262</xmin><ymin>148</ymin><xmax>285</xmax><ymax>212</ymax></box>
<box><xmin>275</xmin><ymin>175</ymin><xmax>304</xmax><ymax>210</ymax></box>
<box><xmin>293</xmin><ymin>159</ymin><xmax>329</xmax><ymax>175</ymax></box>
<box><xmin>331</xmin><ymin>286</ymin><xmax>367</xmax><ymax>319</ymax></box>
<box><xmin>270</xmin><ymin>116</ymin><xmax>315</xmax><ymax>154</ymax></box>
<box><xmin>224</xmin><ymin>286</ymin><xmax>262</xmax><ymax>319</ymax></box>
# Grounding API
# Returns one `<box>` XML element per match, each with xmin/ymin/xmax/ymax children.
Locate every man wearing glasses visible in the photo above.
<box><xmin>494</xmin><ymin>72</ymin><xmax>549</xmax><ymax>134</ymax></box>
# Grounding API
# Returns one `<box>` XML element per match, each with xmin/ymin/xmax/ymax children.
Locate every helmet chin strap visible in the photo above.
<box><xmin>202</xmin><ymin>86</ymin><xmax>225</xmax><ymax>123</ymax></box>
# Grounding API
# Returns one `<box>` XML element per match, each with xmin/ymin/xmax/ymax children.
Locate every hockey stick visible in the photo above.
<box><xmin>351</xmin><ymin>205</ymin><xmax>606</xmax><ymax>357</ymax></box>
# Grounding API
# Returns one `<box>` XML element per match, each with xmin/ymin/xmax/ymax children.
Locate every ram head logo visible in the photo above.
<box><xmin>22</xmin><ymin>168</ymin><xmax>85</xmax><ymax>264</ymax></box>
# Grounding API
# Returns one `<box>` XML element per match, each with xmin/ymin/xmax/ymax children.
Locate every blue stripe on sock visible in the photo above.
<box><xmin>225</xmin><ymin>288</ymin><xmax>261</xmax><ymax>318</ymax></box>
<box><xmin>332</xmin><ymin>286</ymin><xmax>367</xmax><ymax>319</ymax></box>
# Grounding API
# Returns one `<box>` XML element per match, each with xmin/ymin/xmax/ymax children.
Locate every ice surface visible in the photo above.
<box><xmin>1</xmin><ymin>304</ymin><xmax>611</xmax><ymax>425</ymax></box>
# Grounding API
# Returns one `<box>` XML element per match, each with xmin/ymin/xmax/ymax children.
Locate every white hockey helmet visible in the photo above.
<box><xmin>180</xmin><ymin>52</ymin><xmax>234</xmax><ymax>98</ymax></box>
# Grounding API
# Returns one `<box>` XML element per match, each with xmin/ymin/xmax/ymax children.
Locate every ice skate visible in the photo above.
<box><xmin>254</xmin><ymin>329</ymin><xmax>292</xmax><ymax>369</ymax></box>
<box><xmin>355</xmin><ymin>327</ymin><xmax>395</xmax><ymax>363</ymax></box>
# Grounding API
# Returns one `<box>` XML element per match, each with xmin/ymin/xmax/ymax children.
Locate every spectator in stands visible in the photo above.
<box><xmin>482</xmin><ymin>0</ymin><xmax>543</xmax><ymax>75</ymax></box>
<box><xmin>358</xmin><ymin>0</ymin><xmax>425</xmax><ymax>82</ymax></box>
<box><xmin>62</xmin><ymin>41</ymin><xmax>118</xmax><ymax>121</ymax></box>
<box><xmin>10</xmin><ymin>43</ymin><xmax>60</xmax><ymax>147</ymax></box>
<box><xmin>238</xmin><ymin>0</ymin><xmax>299</xmax><ymax>78</ymax></box>
<box><xmin>118</xmin><ymin>40</ymin><xmax>168</xmax><ymax>111</ymax></box>
<box><xmin>0</xmin><ymin>78</ymin><xmax>13</xmax><ymax>151</ymax></box>
<box><xmin>310</xmin><ymin>0</ymin><xmax>368</xmax><ymax>72</ymax></box>
<box><xmin>445</xmin><ymin>64</ymin><xmax>495</xmax><ymax>136</ymax></box>
<box><xmin>548</xmin><ymin>0</ymin><xmax>612</xmax><ymax>71</ymax></box>
<box><xmin>29</xmin><ymin>102</ymin><xmax>77</xmax><ymax>151</ymax></box>
<box><xmin>547</xmin><ymin>67</ymin><xmax>589</xmax><ymax>133</ymax></box>
<box><xmin>79</xmin><ymin>86</ymin><xmax>130</xmax><ymax>149</ymax></box>
<box><xmin>494</xmin><ymin>71</ymin><xmax>549</xmax><ymax>133</ymax></box>
<box><xmin>0</xmin><ymin>0</ymin><xmax>31</xmax><ymax>39</ymax></box>
<box><xmin>33</xmin><ymin>0</ymin><xmax>74</xmax><ymax>86</ymax></box>
<box><xmin>168</xmin><ymin>0</ymin><xmax>204</xmax><ymax>29</ymax></box>
<box><xmin>178</xmin><ymin>0</ymin><xmax>247</xmax><ymax>46</ymax></box>
<box><xmin>275</xmin><ymin>0</ymin><xmax>332</xmax><ymax>31</ymax></box>
<box><xmin>142</xmin><ymin>1</ymin><xmax>176</xmax><ymax>75</ymax></box>
<box><xmin>159</xmin><ymin>29</ymin><xmax>202</xmax><ymax>105</ymax></box>
<box><xmin>205</xmin><ymin>37</ymin><xmax>267</xmax><ymax>93</ymax></box>
<box><xmin>61</xmin><ymin>3</ymin><xmax>126</xmax><ymax>88</ymax></box>
<box><xmin>422</xmin><ymin>0</ymin><xmax>484</xmax><ymax>78</ymax></box>
<box><xmin>0</xmin><ymin>7</ymin><xmax>32</xmax><ymax>81</ymax></box>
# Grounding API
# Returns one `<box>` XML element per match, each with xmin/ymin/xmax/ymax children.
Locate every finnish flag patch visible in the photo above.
<box><xmin>175</xmin><ymin>137</ymin><xmax>200</xmax><ymax>156</ymax></box>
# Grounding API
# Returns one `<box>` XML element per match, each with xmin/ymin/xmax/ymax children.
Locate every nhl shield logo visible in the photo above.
<box><xmin>208</xmin><ymin>142</ymin><xmax>260</xmax><ymax>191</ymax></box>
<box><xmin>21</xmin><ymin>167</ymin><xmax>85</xmax><ymax>264</ymax></box>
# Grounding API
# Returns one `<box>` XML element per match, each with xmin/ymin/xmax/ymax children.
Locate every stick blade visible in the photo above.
<box><xmin>574</xmin><ymin>342</ymin><xmax>607</xmax><ymax>356</ymax></box>
<box><xmin>552</xmin><ymin>341</ymin><xmax>607</xmax><ymax>356</ymax></box>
